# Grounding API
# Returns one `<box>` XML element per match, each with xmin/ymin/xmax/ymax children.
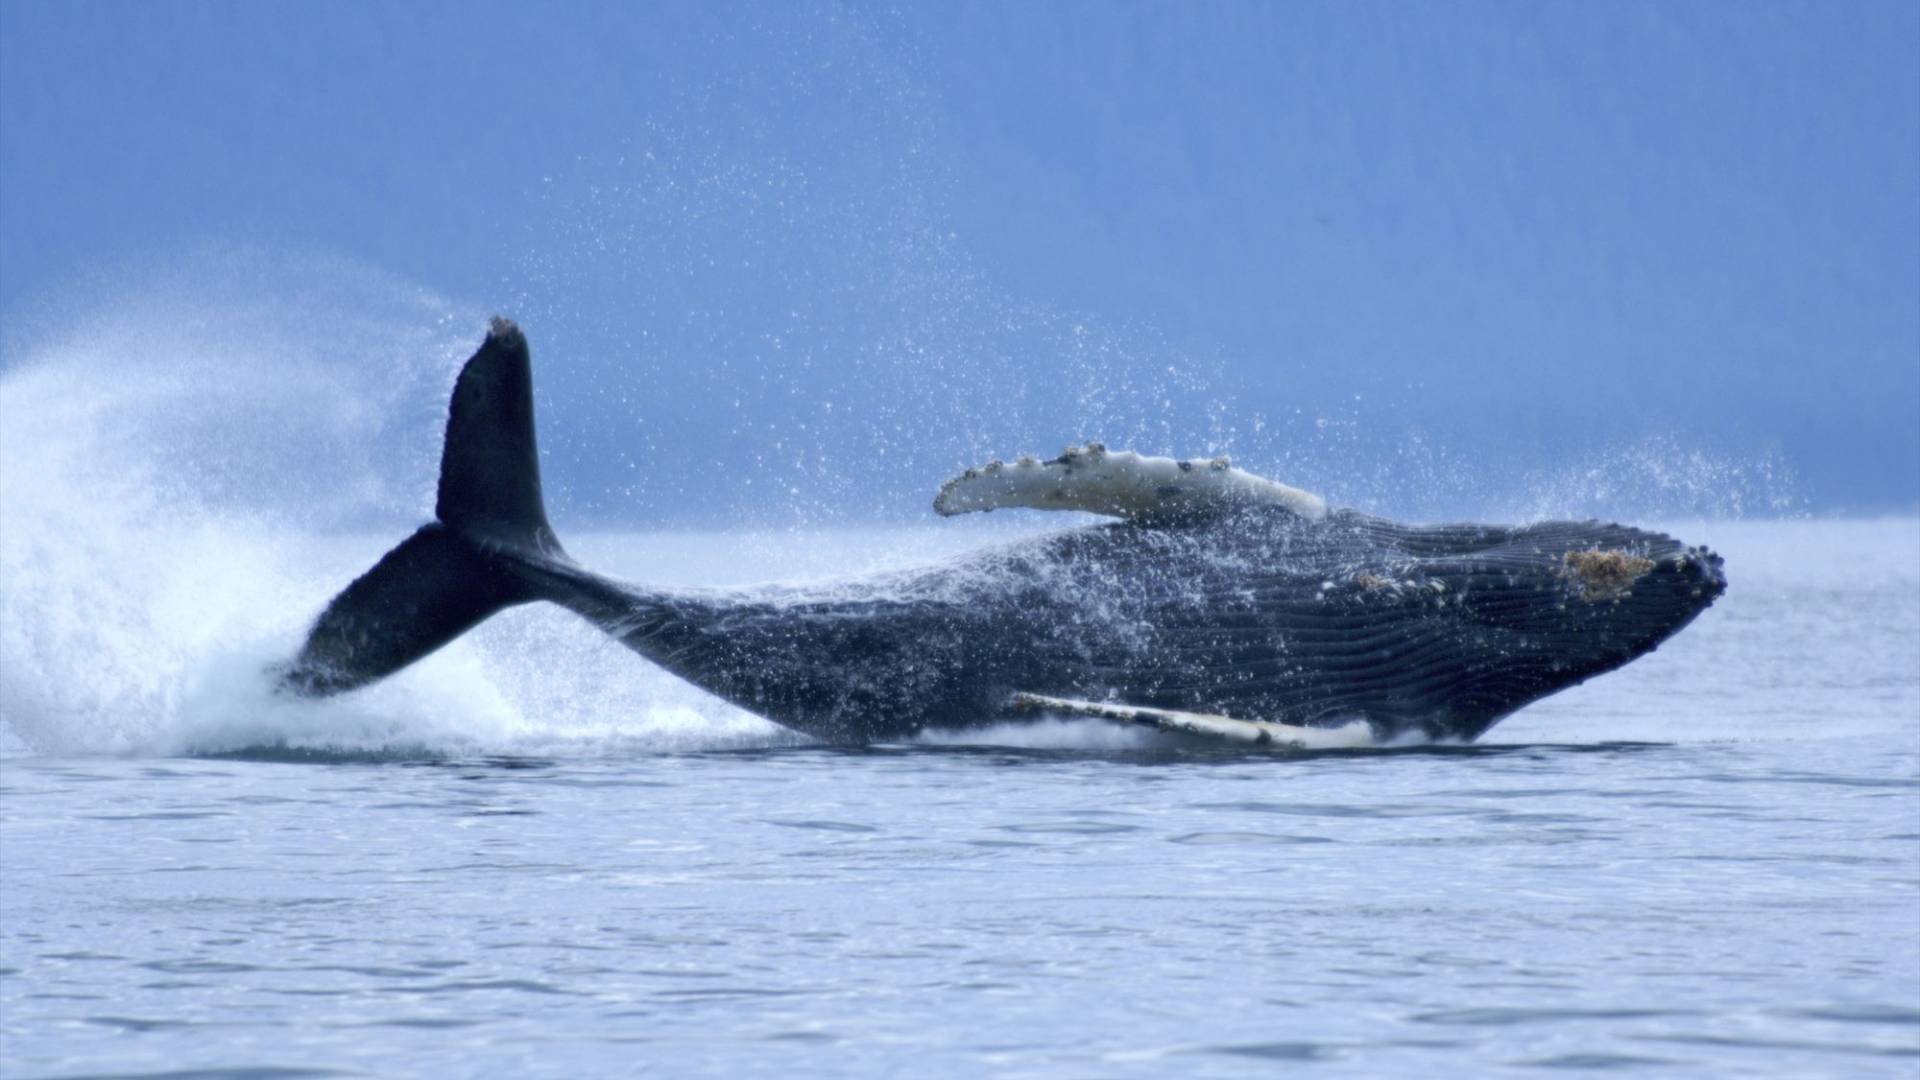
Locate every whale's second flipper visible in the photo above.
<box><xmin>279</xmin><ymin>318</ymin><xmax>569</xmax><ymax>696</ymax></box>
<box><xmin>934</xmin><ymin>445</ymin><xmax>1327</xmax><ymax>522</ymax></box>
<box><xmin>1008</xmin><ymin>692</ymin><xmax>1374</xmax><ymax>750</ymax></box>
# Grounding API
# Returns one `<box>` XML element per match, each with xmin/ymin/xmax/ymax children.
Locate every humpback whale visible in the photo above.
<box><xmin>281</xmin><ymin>319</ymin><xmax>1726</xmax><ymax>748</ymax></box>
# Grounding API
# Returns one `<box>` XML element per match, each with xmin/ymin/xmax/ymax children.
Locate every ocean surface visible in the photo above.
<box><xmin>2</xmin><ymin>517</ymin><xmax>1917</xmax><ymax>1078</ymax></box>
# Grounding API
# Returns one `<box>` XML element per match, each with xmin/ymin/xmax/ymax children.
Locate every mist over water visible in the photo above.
<box><xmin>503</xmin><ymin>134</ymin><xmax>1813</xmax><ymax>530</ymax></box>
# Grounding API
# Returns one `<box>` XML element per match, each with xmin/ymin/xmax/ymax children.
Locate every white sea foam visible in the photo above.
<box><xmin>0</xmin><ymin>257</ymin><xmax>782</xmax><ymax>758</ymax></box>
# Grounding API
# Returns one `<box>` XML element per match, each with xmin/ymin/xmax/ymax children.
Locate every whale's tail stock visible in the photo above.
<box><xmin>278</xmin><ymin>318</ymin><xmax>570</xmax><ymax>696</ymax></box>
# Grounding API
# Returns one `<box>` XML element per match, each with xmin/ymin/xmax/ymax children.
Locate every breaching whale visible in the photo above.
<box><xmin>281</xmin><ymin>319</ymin><xmax>1726</xmax><ymax>748</ymax></box>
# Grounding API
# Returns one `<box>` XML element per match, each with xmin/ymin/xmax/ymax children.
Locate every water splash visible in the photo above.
<box><xmin>0</xmin><ymin>254</ymin><xmax>781</xmax><ymax>757</ymax></box>
<box><xmin>1509</xmin><ymin>435</ymin><xmax>1803</xmax><ymax>522</ymax></box>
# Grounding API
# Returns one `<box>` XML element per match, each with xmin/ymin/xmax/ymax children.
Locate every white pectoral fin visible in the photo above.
<box><xmin>934</xmin><ymin>445</ymin><xmax>1327</xmax><ymax>522</ymax></box>
<box><xmin>1008</xmin><ymin>692</ymin><xmax>1373</xmax><ymax>750</ymax></box>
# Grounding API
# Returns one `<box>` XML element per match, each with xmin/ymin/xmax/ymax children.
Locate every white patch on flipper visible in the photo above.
<box><xmin>1009</xmin><ymin>692</ymin><xmax>1374</xmax><ymax>751</ymax></box>
<box><xmin>933</xmin><ymin>445</ymin><xmax>1328</xmax><ymax>522</ymax></box>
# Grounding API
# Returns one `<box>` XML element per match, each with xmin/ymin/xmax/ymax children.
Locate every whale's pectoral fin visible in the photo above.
<box><xmin>1008</xmin><ymin>692</ymin><xmax>1373</xmax><ymax>750</ymax></box>
<box><xmin>934</xmin><ymin>446</ymin><xmax>1327</xmax><ymax>523</ymax></box>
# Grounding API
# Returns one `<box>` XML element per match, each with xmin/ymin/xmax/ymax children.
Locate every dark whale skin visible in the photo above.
<box><xmin>509</xmin><ymin>508</ymin><xmax>1725</xmax><ymax>744</ymax></box>
<box><xmin>282</xmin><ymin>319</ymin><xmax>1726</xmax><ymax>745</ymax></box>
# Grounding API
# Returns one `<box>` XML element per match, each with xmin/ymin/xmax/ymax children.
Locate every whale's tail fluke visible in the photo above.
<box><xmin>434</xmin><ymin>317</ymin><xmax>562</xmax><ymax>555</ymax></box>
<box><xmin>279</xmin><ymin>318</ymin><xmax>567</xmax><ymax>696</ymax></box>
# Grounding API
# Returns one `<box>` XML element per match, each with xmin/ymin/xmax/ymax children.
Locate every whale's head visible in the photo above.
<box><xmin>1429</xmin><ymin>527</ymin><xmax>1728</xmax><ymax>739</ymax></box>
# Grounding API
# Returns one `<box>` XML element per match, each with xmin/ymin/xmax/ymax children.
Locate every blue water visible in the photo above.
<box><xmin>3</xmin><ymin>518</ymin><xmax>1917</xmax><ymax>1078</ymax></box>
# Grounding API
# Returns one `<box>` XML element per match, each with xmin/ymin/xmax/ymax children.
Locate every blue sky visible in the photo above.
<box><xmin>2</xmin><ymin>1</ymin><xmax>1915</xmax><ymax>521</ymax></box>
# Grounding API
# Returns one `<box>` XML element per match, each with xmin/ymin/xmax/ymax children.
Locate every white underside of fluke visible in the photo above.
<box><xmin>933</xmin><ymin>445</ymin><xmax>1328</xmax><ymax>522</ymax></box>
<box><xmin>1009</xmin><ymin>692</ymin><xmax>1375</xmax><ymax>750</ymax></box>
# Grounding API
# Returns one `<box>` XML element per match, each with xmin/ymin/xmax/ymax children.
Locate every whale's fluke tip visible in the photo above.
<box><xmin>487</xmin><ymin>315</ymin><xmax>526</xmax><ymax>349</ymax></box>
